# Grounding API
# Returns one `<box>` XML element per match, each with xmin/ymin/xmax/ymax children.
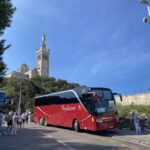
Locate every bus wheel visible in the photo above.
<box><xmin>44</xmin><ymin>118</ymin><xmax>48</xmax><ymax>126</ymax></box>
<box><xmin>39</xmin><ymin>118</ymin><xmax>44</xmax><ymax>126</ymax></box>
<box><xmin>73</xmin><ymin>120</ymin><xmax>80</xmax><ymax>132</ymax></box>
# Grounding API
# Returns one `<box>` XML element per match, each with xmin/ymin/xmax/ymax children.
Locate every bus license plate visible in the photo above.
<box><xmin>109</xmin><ymin>126</ymin><xmax>113</xmax><ymax>128</ymax></box>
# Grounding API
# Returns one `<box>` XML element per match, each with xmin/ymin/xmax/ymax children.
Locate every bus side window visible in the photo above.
<box><xmin>35</xmin><ymin>98</ymin><xmax>40</xmax><ymax>106</ymax></box>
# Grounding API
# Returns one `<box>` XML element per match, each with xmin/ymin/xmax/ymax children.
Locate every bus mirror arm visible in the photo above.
<box><xmin>113</xmin><ymin>93</ymin><xmax>123</xmax><ymax>102</ymax></box>
<box><xmin>119</xmin><ymin>94</ymin><xmax>123</xmax><ymax>102</ymax></box>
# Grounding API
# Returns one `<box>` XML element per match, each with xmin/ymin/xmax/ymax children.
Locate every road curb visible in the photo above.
<box><xmin>113</xmin><ymin>129</ymin><xmax>150</xmax><ymax>147</ymax></box>
<box><xmin>115</xmin><ymin>137</ymin><xmax>150</xmax><ymax>147</ymax></box>
<box><xmin>113</xmin><ymin>136</ymin><xmax>150</xmax><ymax>147</ymax></box>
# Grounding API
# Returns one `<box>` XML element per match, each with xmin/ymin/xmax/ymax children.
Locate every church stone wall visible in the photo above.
<box><xmin>5</xmin><ymin>34</ymin><xmax>49</xmax><ymax>79</ymax></box>
<box><xmin>115</xmin><ymin>92</ymin><xmax>150</xmax><ymax>105</ymax></box>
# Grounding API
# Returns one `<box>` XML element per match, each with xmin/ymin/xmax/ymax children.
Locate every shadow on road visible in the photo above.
<box><xmin>82</xmin><ymin>129</ymin><xmax>150</xmax><ymax>138</ymax></box>
<box><xmin>0</xmin><ymin>126</ymin><xmax>129</xmax><ymax>150</ymax></box>
<box><xmin>45</xmin><ymin>124</ymin><xmax>149</xmax><ymax>137</ymax></box>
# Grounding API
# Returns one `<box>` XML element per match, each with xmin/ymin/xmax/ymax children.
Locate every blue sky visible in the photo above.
<box><xmin>3</xmin><ymin>0</ymin><xmax>150</xmax><ymax>94</ymax></box>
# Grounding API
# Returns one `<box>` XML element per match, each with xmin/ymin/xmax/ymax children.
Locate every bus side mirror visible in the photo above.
<box><xmin>113</xmin><ymin>93</ymin><xmax>123</xmax><ymax>102</ymax></box>
<box><xmin>119</xmin><ymin>95</ymin><xmax>123</xmax><ymax>102</ymax></box>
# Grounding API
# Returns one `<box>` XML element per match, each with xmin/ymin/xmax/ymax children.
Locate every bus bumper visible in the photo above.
<box><xmin>95</xmin><ymin>122</ymin><xmax>118</xmax><ymax>131</ymax></box>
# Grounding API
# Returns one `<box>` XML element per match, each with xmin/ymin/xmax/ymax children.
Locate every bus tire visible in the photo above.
<box><xmin>39</xmin><ymin>118</ymin><xmax>44</xmax><ymax>126</ymax></box>
<box><xmin>73</xmin><ymin>120</ymin><xmax>80</xmax><ymax>132</ymax></box>
<box><xmin>44</xmin><ymin>118</ymin><xmax>48</xmax><ymax>126</ymax></box>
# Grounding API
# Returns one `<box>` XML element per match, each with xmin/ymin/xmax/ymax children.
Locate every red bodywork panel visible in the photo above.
<box><xmin>34</xmin><ymin>103</ymin><xmax>118</xmax><ymax>131</ymax></box>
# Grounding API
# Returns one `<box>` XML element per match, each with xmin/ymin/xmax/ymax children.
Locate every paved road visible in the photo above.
<box><xmin>0</xmin><ymin>123</ymin><xmax>149</xmax><ymax>150</ymax></box>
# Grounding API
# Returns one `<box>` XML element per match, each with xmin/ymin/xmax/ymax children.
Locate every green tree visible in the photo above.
<box><xmin>0</xmin><ymin>77</ymin><xmax>80</xmax><ymax>112</ymax></box>
<box><xmin>0</xmin><ymin>0</ymin><xmax>15</xmax><ymax>83</ymax></box>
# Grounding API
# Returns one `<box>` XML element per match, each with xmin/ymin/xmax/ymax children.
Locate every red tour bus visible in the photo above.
<box><xmin>33</xmin><ymin>87</ymin><xmax>122</xmax><ymax>132</ymax></box>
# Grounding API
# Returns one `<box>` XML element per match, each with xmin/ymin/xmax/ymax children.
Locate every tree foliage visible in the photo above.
<box><xmin>0</xmin><ymin>77</ymin><xmax>80</xmax><ymax>112</ymax></box>
<box><xmin>0</xmin><ymin>0</ymin><xmax>16</xmax><ymax>83</ymax></box>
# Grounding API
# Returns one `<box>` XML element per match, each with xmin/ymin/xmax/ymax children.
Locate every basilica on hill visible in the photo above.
<box><xmin>5</xmin><ymin>34</ymin><xmax>50</xmax><ymax>79</ymax></box>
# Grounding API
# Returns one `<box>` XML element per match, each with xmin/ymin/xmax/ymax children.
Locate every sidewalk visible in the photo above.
<box><xmin>113</xmin><ymin>128</ymin><xmax>150</xmax><ymax>147</ymax></box>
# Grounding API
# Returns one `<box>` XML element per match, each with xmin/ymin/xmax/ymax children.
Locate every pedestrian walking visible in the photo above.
<box><xmin>28</xmin><ymin>112</ymin><xmax>31</xmax><ymax>124</ymax></box>
<box><xmin>17</xmin><ymin>113</ymin><xmax>22</xmax><ymax>128</ymax></box>
<box><xmin>132</xmin><ymin>112</ymin><xmax>141</xmax><ymax>134</ymax></box>
<box><xmin>0</xmin><ymin>110</ymin><xmax>3</xmax><ymax>135</ymax></box>
<box><xmin>11</xmin><ymin>112</ymin><xmax>18</xmax><ymax>135</ymax></box>
<box><xmin>0</xmin><ymin>110</ymin><xmax>3</xmax><ymax>129</ymax></box>
<box><xmin>21</xmin><ymin>112</ymin><xmax>26</xmax><ymax>127</ymax></box>
<box><xmin>6</xmin><ymin>111</ymin><xmax>13</xmax><ymax>134</ymax></box>
<box><xmin>25</xmin><ymin>112</ymin><xmax>28</xmax><ymax>123</ymax></box>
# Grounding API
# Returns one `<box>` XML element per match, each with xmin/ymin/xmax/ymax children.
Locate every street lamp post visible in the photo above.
<box><xmin>18</xmin><ymin>83</ymin><xmax>22</xmax><ymax>113</ymax></box>
<box><xmin>140</xmin><ymin>0</ymin><xmax>150</xmax><ymax>23</ymax></box>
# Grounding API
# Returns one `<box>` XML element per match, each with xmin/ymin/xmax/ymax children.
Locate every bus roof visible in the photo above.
<box><xmin>35</xmin><ymin>87</ymin><xmax>112</xmax><ymax>99</ymax></box>
<box><xmin>35</xmin><ymin>89</ymin><xmax>76</xmax><ymax>99</ymax></box>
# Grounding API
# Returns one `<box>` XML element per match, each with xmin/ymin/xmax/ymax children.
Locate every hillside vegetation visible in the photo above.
<box><xmin>117</xmin><ymin>104</ymin><xmax>150</xmax><ymax>131</ymax></box>
<box><xmin>0</xmin><ymin>77</ymin><xmax>80</xmax><ymax>111</ymax></box>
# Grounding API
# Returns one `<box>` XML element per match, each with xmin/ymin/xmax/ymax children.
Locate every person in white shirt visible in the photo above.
<box><xmin>11</xmin><ymin>112</ymin><xmax>18</xmax><ymax>135</ymax></box>
<box><xmin>21</xmin><ymin>112</ymin><xmax>26</xmax><ymax>127</ymax></box>
<box><xmin>17</xmin><ymin>113</ymin><xmax>22</xmax><ymax>128</ymax></box>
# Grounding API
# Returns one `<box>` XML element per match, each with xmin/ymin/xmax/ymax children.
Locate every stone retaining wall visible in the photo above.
<box><xmin>116</xmin><ymin>92</ymin><xmax>150</xmax><ymax>105</ymax></box>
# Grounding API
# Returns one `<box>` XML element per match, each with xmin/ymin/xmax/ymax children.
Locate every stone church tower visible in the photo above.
<box><xmin>36</xmin><ymin>34</ymin><xmax>49</xmax><ymax>77</ymax></box>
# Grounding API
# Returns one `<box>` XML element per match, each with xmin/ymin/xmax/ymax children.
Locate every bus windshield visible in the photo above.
<box><xmin>94</xmin><ymin>89</ymin><xmax>116</xmax><ymax>114</ymax></box>
<box><xmin>81</xmin><ymin>89</ymin><xmax>116</xmax><ymax>115</ymax></box>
